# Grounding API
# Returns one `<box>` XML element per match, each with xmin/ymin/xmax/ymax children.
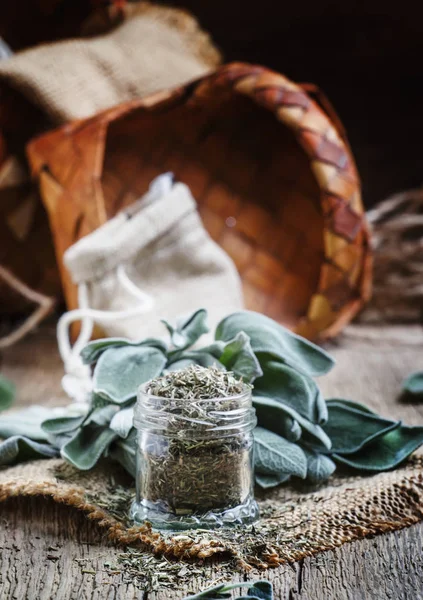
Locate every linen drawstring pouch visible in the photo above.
<box><xmin>58</xmin><ymin>173</ymin><xmax>243</xmax><ymax>401</ymax></box>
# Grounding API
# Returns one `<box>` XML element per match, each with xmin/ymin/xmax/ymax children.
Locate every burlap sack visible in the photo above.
<box><xmin>0</xmin><ymin>2</ymin><xmax>221</xmax><ymax>124</ymax></box>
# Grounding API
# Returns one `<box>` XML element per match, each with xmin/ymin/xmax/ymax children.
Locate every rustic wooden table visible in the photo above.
<box><xmin>1</xmin><ymin>324</ymin><xmax>423</xmax><ymax>600</ymax></box>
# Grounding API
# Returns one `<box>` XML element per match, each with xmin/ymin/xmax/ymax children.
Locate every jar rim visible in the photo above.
<box><xmin>134</xmin><ymin>380</ymin><xmax>256</xmax><ymax>436</ymax></box>
<box><xmin>137</xmin><ymin>381</ymin><xmax>252</xmax><ymax>403</ymax></box>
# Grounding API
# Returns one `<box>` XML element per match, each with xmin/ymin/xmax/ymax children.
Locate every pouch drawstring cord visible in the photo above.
<box><xmin>57</xmin><ymin>265</ymin><xmax>155</xmax><ymax>402</ymax></box>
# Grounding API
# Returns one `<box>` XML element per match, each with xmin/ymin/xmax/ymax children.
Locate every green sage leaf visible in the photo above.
<box><xmin>323</xmin><ymin>402</ymin><xmax>400</xmax><ymax>454</ymax></box>
<box><xmin>0</xmin><ymin>375</ymin><xmax>15</xmax><ymax>412</ymax></box>
<box><xmin>167</xmin><ymin>352</ymin><xmax>224</xmax><ymax>370</ymax></box>
<box><xmin>162</xmin><ymin>308</ymin><xmax>209</xmax><ymax>350</ymax></box>
<box><xmin>216</xmin><ymin>311</ymin><xmax>335</xmax><ymax>376</ymax></box>
<box><xmin>241</xmin><ymin>580</ymin><xmax>273</xmax><ymax>600</ymax></box>
<box><xmin>183</xmin><ymin>583</ymin><xmax>232</xmax><ymax>599</ymax></box>
<box><xmin>254</xmin><ymin>360</ymin><xmax>325</xmax><ymax>424</ymax></box>
<box><xmin>304</xmin><ymin>449</ymin><xmax>336</xmax><ymax>482</ymax></box>
<box><xmin>253</xmin><ymin>396</ymin><xmax>331</xmax><ymax>450</ymax></box>
<box><xmin>0</xmin><ymin>405</ymin><xmax>53</xmax><ymax>441</ymax></box>
<box><xmin>46</xmin><ymin>431</ymin><xmax>75</xmax><ymax>450</ymax></box>
<box><xmin>81</xmin><ymin>337</ymin><xmax>168</xmax><ymax>365</ymax></box>
<box><xmin>314</xmin><ymin>388</ymin><xmax>328</xmax><ymax>425</ymax></box>
<box><xmin>195</xmin><ymin>341</ymin><xmax>226</xmax><ymax>358</ymax></box>
<box><xmin>254</xmin><ymin>426</ymin><xmax>307</xmax><ymax>478</ymax></box>
<box><xmin>326</xmin><ymin>398</ymin><xmax>376</xmax><ymax>414</ymax></box>
<box><xmin>0</xmin><ymin>435</ymin><xmax>58</xmax><ymax>465</ymax></box>
<box><xmin>252</xmin><ymin>398</ymin><xmax>302</xmax><ymax>442</ymax></box>
<box><xmin>299</xmin><ymin>423</ymin><xmax>332</xmax><ymax>452</ymax></box>
<box><xmin>183</xmin><ymin>581</ymin><xmax>272</xmax><ymax>600</ymax></box>
<box><xmin>110</xmin><ymin>406</ymin><xmax>134</xmax><ymax>439</ymax></box>
<box><xmin>402</xmin><ymin>372</ymin><xmax>423</xmax><ymax>399</ymax></box>
<box><xmin>87</xmin><ymin>405</ymin><xmax>118</xmax><ymax>426</ymax></box>
<box><xmin>333</xmin><ymin>425</ymin><xmax>423</xmax><ymax>471</ymax></box>
<box><xmin>61</xmin><ymin>425</ymin><xmax>118</xmax><ymax>470</ymax></box>
<box><xmin>255</xmin><ymin>472</ymin><xmax>291</xmax><ymax>488</ymax></box>
<box><xmin>91</xmin><ymin>393</ymin><xmax>113</xmax><ymax>410</ymax></box>
<box><xmin>218</xmin><ymin>332</ymin><xmax>263</xmax><ymax>383</ymax></box>
<box><xmin>166</xmin><ymin>358</ymin><xmax>198</xmax><ymax>372</ymax></box>
<box><xmin>93</xmin><ymin>346</ymin><xmax>166</xmax><ymax>403</ymax></box>
<box><xmin>110</xmin><ymin>429</ymin><xmax>137</xmax><ymax>477</ymax></box>
<box><xmin>42</xmin><ymin>414</ymin><xmax>87</xmax><ymax>435</ymax></box>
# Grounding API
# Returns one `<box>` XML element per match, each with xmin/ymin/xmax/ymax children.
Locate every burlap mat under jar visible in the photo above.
<box><xmin>1</xmin><ymin>324</ymin><xmax>423</xmax><ymax>569</ymax></box>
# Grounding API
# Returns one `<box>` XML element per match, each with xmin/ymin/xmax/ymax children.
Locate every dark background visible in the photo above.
<box><xmin>1</xmin><ymin>0</ymin><xmax>423</xmax><ymax>207</ymax></box>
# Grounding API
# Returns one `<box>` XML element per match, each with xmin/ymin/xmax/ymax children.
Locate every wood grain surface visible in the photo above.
<box><xmin>1</xmin><ymin>321</ymin><xmax>423</xmax><ymax>599</ymax></box>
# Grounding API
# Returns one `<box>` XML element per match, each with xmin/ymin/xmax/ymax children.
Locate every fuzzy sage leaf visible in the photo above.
<box><xmin>326</xmin><ymin>398</ymin><xmax>375</xmax><ymax>415</ymax></box>
<box><xmin>183</xmin><ymin>581</ymin><xmax>273</xmax><ymax>600</ymax></box>
<box><xmin>238</xmin><ymin>580</ymin><xmax>273</xmax><ymax>600</ymax></box>
<box><xmin>0</xmin><ymin>436</ymin><xmax>58</xmax><ymax>466</ymax></box>
<box><xmin>255</xmin><ymin>472</ymin><xmax>291</xmax><ymax>489</ymax></box>
<box><xmin>110</xmin><ymin>429</ymin><xmax>137</xmax><ymax>477</ymax></box>
<box><xmin>87</xmin><ymin>405</ymin><xmax>118</xmax><ymax>427</ymax></box>
<box><xmin>323</xmin><ymin>401</ymin><xmax>400</xmax><ymax>454</ymax></box>
<box><xmin>42</xmin><ymin>414</ymin><xmax>87</xmax><ymax>436</ymax></box>
<box><xmin>218</xmin><ymin>331</ymin><xmax>263</xmax><ymax>383</ymax></box>
<box><xmin>61</xmin><ymin>425</ymin><xmax>118</xmax><ymax>470</ymax></box>
<box><xmin>237</xmin><ymin>581</ymin><xmax>273</xmax><ymax>600</ymax></box>
<box><xmin>184</xmin><ymin>583</ymin><xmax>232</xmax><ymax>599</ymax></box>
<box><xmin>110</xmin><ymin>406</ymin><xmax>134</xmax><ymax>439</ymax></box>
<box><xmin>254</xmin><ymin>360</ymin><xmax>327</xmax><ymax>424</ymax></box>
<box><xmin>0</xmin><ymin>375</ymin><xmax>15</xmax><ymax>412</ymax></box>
<box><xmin>303</xmin><ymin>448</ymin><xmax>336</xmax><ymax>482</ymax></box>
<box><xmin>162</xmin><ymin>308</ymin><xmax>209</xmax><ymax>350</ymax></box>
<box><xmin>402</xmin><ymin>371</ymin><xmax>423</xmax><ymax>400</ymax></box>
<box><xmin>333</xmin><ymin>425</ymin><xmax>423</xmax><ymax>471</ymax></box>
<box><xmin>81</xmin><ymin>337</ymin><xmax>168</xmax><ymax>365</ymax></box>
<box><xmin>216</xmin><ymin>311</ymin><xmax>335</xmax><ymax>376</ymax></box>
<box><xmin>254</xmin><ymin>426</ymin><xmax>307</xmax><ymax>479</ymax></box>
<box><xmin>166</xmin><ymin>358</ymin><xmax>198</xmax><ymax>371</ymax></box>
<box><xmin>0</xmin><ymin>406</ymin><xmax>54</xmax><ymax>441</ymax></box>
<box><xmin>93</xmin><ymin>346</ymin><xmax>166</xmax><ymax>403</ymax></box>
<box><xmin>167</xmin><ymin>351</ymin><xmax>224</xmax><ymax>371</ymax></box>
<box><xmin>252</xmin><ymin>398</ymin><xmax>302</xmax><ymax>442</ymax></box>
<box><xmin>253</xmin><ymin>396</ymin><xmax>331</xmax><ymax>451</ymax></box>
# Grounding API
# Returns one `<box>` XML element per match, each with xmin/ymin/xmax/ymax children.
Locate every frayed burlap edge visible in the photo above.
<box><xmin>1</xmin><ymin>456</ymin><xmax>423</xmax><ymax>571</ymax></box>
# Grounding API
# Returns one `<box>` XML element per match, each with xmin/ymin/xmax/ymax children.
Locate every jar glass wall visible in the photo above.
<box><xmin>131</xmin><ymin>383</ymin><xmax>259</xmax><ymax>530</ymax></box>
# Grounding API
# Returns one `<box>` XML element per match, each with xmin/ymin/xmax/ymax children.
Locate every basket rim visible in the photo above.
<box><xmin>27</xmin><ymin>61</ymin><xmax>372</xmax><ymax>340</ymax></box>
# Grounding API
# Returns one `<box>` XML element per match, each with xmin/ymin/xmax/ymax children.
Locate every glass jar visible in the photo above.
<box><xmin>130</xmin><ymin>382</ymin><xmax>259</xmax><ymax>530</ymax></box>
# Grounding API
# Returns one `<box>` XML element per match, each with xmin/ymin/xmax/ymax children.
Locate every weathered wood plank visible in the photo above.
<box><xmin>296</xmin><ymin>524</ymin><xmax>423</xmax><ymax>600</ymax></box>
<box><xmin>1</xmin><ymin>496</ymin><xmax>423</xmax><ymax>600</ymax></box>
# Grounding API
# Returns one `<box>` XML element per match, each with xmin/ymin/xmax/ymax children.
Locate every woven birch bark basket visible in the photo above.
<box><xmin>28</xmin><ymin>62</ymin><xmax>372</xmax><ymax>341</ymax></box>
<box><xmin>0</xmin><ymin>1</ymin><xmax>221</xmax><ymax>319</ymax></box>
